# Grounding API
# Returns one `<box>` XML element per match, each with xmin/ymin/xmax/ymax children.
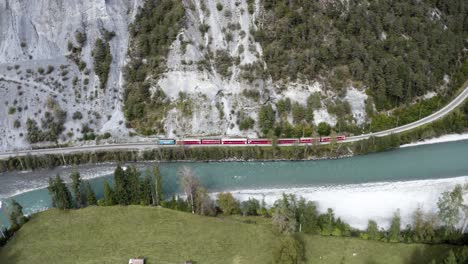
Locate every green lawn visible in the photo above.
<box><xmin>0</xmin><ymin>206</ymin><xmax>455</xmax><ymax>264</ymax></box>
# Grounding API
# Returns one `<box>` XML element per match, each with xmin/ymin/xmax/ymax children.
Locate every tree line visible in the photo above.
<box><xmin>2</xmin><ymin>165</ymin><xmax>468</xmax><ymax>263</ymax></box>
<box><xmin>43</xmin><ymin>166</ymin><xmax>468</xmax><ymax>259</ymax></box>
<box><xmin>41</xmin><ymin>167</ymin><xmax>468</xmax><ymax>246</ymax></box>
<box><xmin>46</xmin><ymin>166</ymin><xmax>163</xmax><ymax>210</ymax></box>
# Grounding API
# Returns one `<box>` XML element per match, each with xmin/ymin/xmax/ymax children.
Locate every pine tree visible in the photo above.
<box><xmin>272</xmin><ymin>194</ymin><xmax>298</xmax><ymax>234</ymax></box>
<box><xmin>412</xmin><ymin>207</ymin><xmax>425</xmax><ymax>242</ymax></box>
<box><xmin>126</xmin><ymin>166</ymin><xmax>141</xmax><ymax>205</ymax></box>
<box><xmin>367</xmin><ymin>220</ymin><xmax>381</xmax><ymax>241</ymax></box>
<box><xmin>84</xmin><ymin>182</ymin><xmax>97</xmax><ymax>206</ymax></box>
<box><xmin>48</xmin><ymin>177</ymin><xmax>57</xmax><ymax>208</ymax></box>
<box><xmin>47</xmin><ymin>174</ymin><xmax>73</xmax><ymax>210</ymax></box>
<box><xmin>153</xmin><ymin>166</ymin><xmax>164</xmax><ymax>205</ymax></box>
<box><xmin>388</xmin><ymin>210</ymin><xmax>401</xmax><ymax>242</ymax></box>
<box><xmin>70</xmin><ymin>171</ymin><xmax>83</xmax><ymax>208</ymax></box>
<box><xmin>140</xmin><ymin>173</ymin><xmax>153</xmax><ymax>205</ymax></box>
<box><xmin>103</xmin><ymin>181</ymin><xmax>115</xmax><ymax>206</ymax></box>
<box><xmin>113</xmin><ymin>165</ymin><xmax>128</xmax><ymax>205</ymax></box>
<box><xmin>7</xmin><ymin>199</ymin><xmax>26</xmax><ymax>231</ymax></box>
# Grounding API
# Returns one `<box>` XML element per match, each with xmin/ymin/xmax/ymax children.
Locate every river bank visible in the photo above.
<box><xmin>1</xmin><ymin>139</ymin><xmax>467</xmax><ymax>230</ymax></box>
<box><xmin>400</xmin><ymin>132</ymin><xmax>468</xmax><ymax>148</ymax></box>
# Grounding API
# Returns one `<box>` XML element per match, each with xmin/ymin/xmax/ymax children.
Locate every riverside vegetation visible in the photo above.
<box><xmin>2</xmin><ymin>100</ymin><xmax>467</xmax><ymax>173</ymax></box>
<box><xmin>1</xmin><ymin>165</ymin><xmax>468</xmax><ymax>263</ymax></box>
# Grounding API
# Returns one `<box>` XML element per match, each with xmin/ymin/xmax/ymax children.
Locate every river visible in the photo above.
<box><xmin>0</xmin><ymin>140</ymin><xmax>467</xmax><ymax>230</ymax></box>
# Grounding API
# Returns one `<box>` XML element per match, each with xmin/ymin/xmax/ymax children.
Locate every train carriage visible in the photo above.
<box><xmin>299</xmin><ymin>137</ymin><xmax>316</xmax><ymax>144</ymax></box>
<box><xmin>201</xmin><ymin>139</ymin><xmax>221</xmax><ymax>145</ymax></box>
<box><xmin>277</xmin><ymin>138</ymin><xmax>299</xmax><ymax>145</ymax></box>
<box><xmin>248</xmin><ymin>138</ymin><xmax>271</xmax><ymax>145</ymax></box>
<box><xmin>222</xmin><ymin>138</ymin><xmax>247</xmax><ymax>145</ymax></box>
<box><xmin>178</xmin><ymin>139</ymin><xmax>201</xmax><ymax>145</ymax></box>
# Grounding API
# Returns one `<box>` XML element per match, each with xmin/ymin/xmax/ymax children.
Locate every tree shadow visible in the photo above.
<box><xmin>407</xmin><ymin>244</ymin><xmax>452</xmax><ymax>264</ymax></box>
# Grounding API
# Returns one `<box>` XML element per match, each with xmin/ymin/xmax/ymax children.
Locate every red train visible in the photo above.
<box><xmin>169</xmin><ymin>136</ymin><xmax>346</xmax><ymax>146</ymax></box>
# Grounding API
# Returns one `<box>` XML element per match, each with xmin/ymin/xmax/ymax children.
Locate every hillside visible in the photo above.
<box><xmin>0</xmin><ymin>0</ymin><xmax>466</xmax><ymax>151</ymax></box>
<box><xmin>0</xmin><ymin>0</ymin><xmax>143</xmax><ymax>151</ymax></box>
<box><xmin>0</xmin><ymin>206</ymin><xmax>458</xmax><ymax>264</ymax></box>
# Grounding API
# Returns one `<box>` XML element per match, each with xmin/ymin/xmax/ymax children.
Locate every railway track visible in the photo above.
<box><xmin>0</xmin><ymin>86</ymin><xmax>467</xmax><ymax>159</ymax></box>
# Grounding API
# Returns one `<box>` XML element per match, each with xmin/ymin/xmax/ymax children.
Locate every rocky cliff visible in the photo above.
<box><xmin>0</xmin><ymin>0</ymin><xmax>142</xmax><ymax>151</ymax></box>
<box><xmin>1</xmin><ymin>0</ymin><xmax>461</xmax><ymax>151</ymax></box>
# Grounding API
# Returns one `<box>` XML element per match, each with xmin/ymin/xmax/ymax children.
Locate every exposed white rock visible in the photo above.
<box><xmin>0</xmin><ymin>0</ymin><xmax>142</xmax><ymax>151</ymax></box>
<box><xmin>0</xmin><ymin>0</ymin><xmax>344</xmax><ymax>151</ymax></box>
<box><xmin>313</xmin><ymin>108</ymin><xmax>337</xmax><ymax>126</ymax></box>
<box><xmin>345</xmin><ymin>87</ymin><xmax>368</xmax><ymax>125</ymax></box>
<box><xmin>154</xmin><ymin>0</ymin><xmax>341</xmax><ymax>137</ymax></box>
<box><xmin>380</xmin><ymin>31</ymin><xmax>387</xmax><ymax>41</ymax></box>
<box><xmin>280</xmin><ymin>82</ymin><xmax>322</xmax><ymax>106</ymax></box>
<box><xmin>423</xmin><ymin>91</ymin><xmax>437</xmax><ymax>99</ymax></box>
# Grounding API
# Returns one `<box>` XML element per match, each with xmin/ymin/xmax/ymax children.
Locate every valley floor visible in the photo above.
<box><xmin>0</xmin><ymin>206</ymin><xmax>456</xmax><ymax>264</ymax></box>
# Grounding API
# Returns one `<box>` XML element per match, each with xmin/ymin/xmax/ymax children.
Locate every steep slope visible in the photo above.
<box><xmin>124</xmin><ymin>0</ymin><xmax>465</xmax><ymax>139</ymax></box>
<box><xmin>125</xmin><ymin>0</ymin><xmax>356</xmax><ymax>138</ymax></box>
<box><xmin>0</xmin><ymin>0</ymin><xmax>465</xmax><ymax>151</ymax></box>
<box><xmin>0</xmin><ymin>0</ymin><xmax>142</xmax><ymax>151</ymax></box>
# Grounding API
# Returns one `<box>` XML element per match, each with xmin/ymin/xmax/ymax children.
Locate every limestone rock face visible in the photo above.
<box><xmin>0</xmin><ymin>0</ymin><xmax>355</xmax><ymax>152</ymax></box>
<box><xmin>0</xmin><ymin>0</ymin><xmax>142</xmax><ymax>151</ymax></box>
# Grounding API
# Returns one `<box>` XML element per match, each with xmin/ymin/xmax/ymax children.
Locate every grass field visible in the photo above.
<box><xmin>0</xmin><ymin>206</ymin><xmax>455</xmax><ymax>264</ymax></box>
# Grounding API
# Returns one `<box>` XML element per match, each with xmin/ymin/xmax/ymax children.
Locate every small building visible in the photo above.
<box><xmin>129</xmin><ymin>258</ymin><xmax>144</xmax><ymax>264</ymax></box>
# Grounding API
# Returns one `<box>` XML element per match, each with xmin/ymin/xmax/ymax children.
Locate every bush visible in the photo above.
<box><xmin>277</xmin><ymin>98</ymin><xmax>291</xmax><ymax>117</ymax></box>
<box><xmin>75</xmin><ymin>31</ymin><xmax>86</xmax><ymax>46</ymax></box>
<box><xmin>46</xmin><ymin>65</ymin><xmax>54</xmax><ymax>74</ymax></box>
<box><xmin>214</xmin><ymin>50</ymin><xmax>233</xmax><ymax>77</ymax></box>
<box><xmin>292</xmin><ymin>103</ymin><xmax>306</xmax><ymax>124</ymax></box>
<box><xmin>242</xmin><ymin>89</ymin><xmax>260</xmax><ymax>101</ymax></box>
<box><xmin>216</xmin><ymin>3</ymin><xmax>223</xmax><ymax>11</ymax></box>
<box><xmin>317</xmin><ymin>122</ymin><xmax>331</xmax><ymax>136</ymax></box>
<box><xmin>306</xmin><ymin>93</ymin><xmax>321</xmax><ymax>110</ymax></box>
<box><xmin>239</xmin><ymin>116</ymin><xmax>255</xmax><ymax>130</ymax></box>
<box><xmin>272</xmin><ymin>235</ymin><xmax>305</xmax><ymax>264</ymax></box>
<box><xmin>216</xmin><ymin>192</ymin><xmax>240</xmax><ymax>215</ymax></box>
<box><xmin>199</xmin><ymin>24</ymin><xmax>210</xmax><ymax>35</ymax></box>
<box><xmin>241</xmin><ymin>198</ymin><xmax>260</xmax><ymax>216</ymax></box>
<box><xmin>8</xmin><ymin>107</ymin><xmax>16</xmax><ymax>115</ymax></box>
<box><xmin>72</xmin><ymin>111</ymin><xmax>83</xmax><ymax>120</ymax></box>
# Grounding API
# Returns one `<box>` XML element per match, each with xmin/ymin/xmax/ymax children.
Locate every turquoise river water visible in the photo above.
<box><xmin>0</xmin><ymin>140</ymin><xmax>467</xmax><ymax>229</ymax></box>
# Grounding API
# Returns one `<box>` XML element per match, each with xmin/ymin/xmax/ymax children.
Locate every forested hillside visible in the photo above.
<box><xmin>122</xmin><ymin>0</ymin><xmax>466</xmax><ymax>138</ymax></box>
<box><xmin>256</xmin><ymin>0</ymin><xmax>466</xmax><ymax>110</ymax></box>
<box><xmin>1</xmin><ymin>0</ymin><xmax>465</xmax><ymax>151</ymax></box>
